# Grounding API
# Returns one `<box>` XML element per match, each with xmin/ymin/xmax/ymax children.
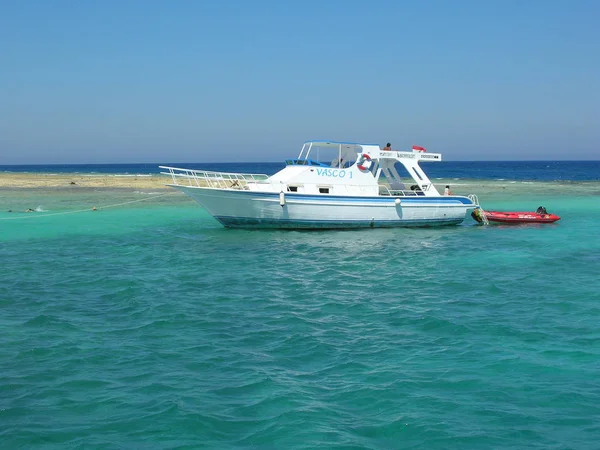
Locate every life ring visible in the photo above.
<box><xmin>357</xmin><ymin>153</ymin><xmax>372</xmax><ymax>171</ymax></box>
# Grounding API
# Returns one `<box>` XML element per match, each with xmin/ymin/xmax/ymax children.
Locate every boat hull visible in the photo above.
<box><xmin>172</xmin><ymin>185</ymin><xmax>476</xmax><ymax>229</ymax></box>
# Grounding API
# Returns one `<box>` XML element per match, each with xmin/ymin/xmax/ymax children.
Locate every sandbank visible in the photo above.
<box><xmin>1</xmin><ymin>173</ymin><xmax>596</xmax><ymax>199</ymax></box>
<box><xmin>0</xmin><ymin>173</ymin><xmax>171</xmax><ymax>189</ymax></box>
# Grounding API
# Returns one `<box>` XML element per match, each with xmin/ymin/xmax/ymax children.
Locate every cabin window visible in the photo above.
<box><xmin>285</xmin><ymin>159</ymin><xmax>308</xmax><ymax>166</ymax></box>
<box><xmin>287</xmin><ymin>186</ymin><xmax>298</xmax><ymax>192</ymax></box>
<box><xmin>319</xmin><ymin>187</ymin><xmax>330</xmax><ymax>194</ymax></box>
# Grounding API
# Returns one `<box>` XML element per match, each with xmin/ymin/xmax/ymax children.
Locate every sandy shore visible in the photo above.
<box><xmin>0</xmin><ymin>173</ymin><xmax>171</xmax><ymax>189</ymax></box>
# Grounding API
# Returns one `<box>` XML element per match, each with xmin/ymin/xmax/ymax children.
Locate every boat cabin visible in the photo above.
<box><xmin>266</xmin><ymin>140</ymin><xmax>442</xmax><ymax>197</ymax></box>
<box><xmin>160</xmin><ymin>140</ymin><xmax>445</xmax><ymax>198</ymax></box>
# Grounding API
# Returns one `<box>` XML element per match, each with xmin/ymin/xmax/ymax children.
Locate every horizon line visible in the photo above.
<box><xmin>1</xmin><ymin>159</ymin><xmax>600</xmax><ymax>166</ymax></box>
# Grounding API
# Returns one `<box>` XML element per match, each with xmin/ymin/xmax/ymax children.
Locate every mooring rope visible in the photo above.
<box><xmin>0</xmin><ymin>192</ymin><xmax>178</xmax><ymax>221</ymax></box>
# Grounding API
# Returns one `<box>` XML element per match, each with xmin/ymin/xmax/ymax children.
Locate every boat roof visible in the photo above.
<box><xmin>303</xmin><ymin>140</ymin><xmax>380</xmax><ymax>148</ymax></box>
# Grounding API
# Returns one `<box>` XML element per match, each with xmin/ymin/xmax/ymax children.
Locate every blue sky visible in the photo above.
<box><xmin>1</xmin><ymin>0</ymin><xmax>598</xmax><ymax>163</ymax></box>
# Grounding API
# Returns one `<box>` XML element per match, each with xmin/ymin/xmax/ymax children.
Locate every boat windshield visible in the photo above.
<box><xmin>285</xmin><ymin>159</ymin><xmax>329</xmax><ymax>167</ymax></box>
<box><xmin>296</xmin><ymin>142</ymin><xmax>361</xmax><ymax>168</ymax></box>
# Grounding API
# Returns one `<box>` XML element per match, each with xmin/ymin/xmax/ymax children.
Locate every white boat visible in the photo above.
<box><xmin>160</xmin><ymin>140</ymin><xmax>480</xmax><ymax>229</ymax></box>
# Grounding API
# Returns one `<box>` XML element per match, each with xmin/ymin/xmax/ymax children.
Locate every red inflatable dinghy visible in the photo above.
<box><xmin>472</xmin><ymin>207</ymin><xmax>560</xmax><ymax>224</ymax></box>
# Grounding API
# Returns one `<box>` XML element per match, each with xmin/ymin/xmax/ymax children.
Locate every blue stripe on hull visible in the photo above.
<box><xmin>176</xmin><ymin>186</ymin><xmax>476</xmax><ymax>205</ymax></box>
<box><xmin>214</xmin><ymin>216</ymin><xmax>464</xmax><ymax>229</ymax></box>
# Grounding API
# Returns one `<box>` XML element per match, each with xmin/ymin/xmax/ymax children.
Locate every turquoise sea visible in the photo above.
<box><xmin>1</xmin><ymin>164</ymin><xmax>600</xmax><ymax>449</ymax></box>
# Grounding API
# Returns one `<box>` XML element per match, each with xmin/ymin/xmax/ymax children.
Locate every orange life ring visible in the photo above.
<box><xmin>357</xmin><ymin>153</ymin><xmax>372</xmax><ymax>171</ymax></box>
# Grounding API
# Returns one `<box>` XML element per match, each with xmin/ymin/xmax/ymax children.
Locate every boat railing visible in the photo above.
<box><xmin>159</xmin><ymin>166</ymin><xmax>269</xmax><ymax>190</ymax></box>
<box><xmin>468</xmin><ymin>194</ymin><xmax>481</xmax><ymax>207</ymax></box>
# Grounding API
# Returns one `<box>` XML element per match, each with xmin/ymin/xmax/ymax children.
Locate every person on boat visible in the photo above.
<box><xmin>382</xmin><ymin>143</ymin><xmax>392</xmax><ymax>151</ymax></box>
<box><xmin>443</xmin><ymin>185</ymin><xmax>452</xmax><ymax>196</ymax></box>
<box><xmin>330</xmin><ymin>157</ymin><xmax>344</xmax><ymax>168</ymax></box>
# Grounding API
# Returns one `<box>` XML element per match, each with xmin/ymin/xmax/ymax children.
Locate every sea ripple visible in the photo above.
<box><xmin>1</xmin><ymin>199</ymin><xmax>600</xmax><ymax>449</ymax></box>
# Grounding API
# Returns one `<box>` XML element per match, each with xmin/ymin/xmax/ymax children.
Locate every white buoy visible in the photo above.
<box><xmin>395</xmin><ymin>198</ymin><xmax>401</xmax><ymax>205</ymax></box>
<box><xmin>279</xmin><ymin>192</ymin><xmax>285</xmax><ymax>207</ymax></box>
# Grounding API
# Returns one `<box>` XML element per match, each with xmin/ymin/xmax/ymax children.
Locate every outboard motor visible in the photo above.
<box><xmin>471</xmin><ymin>209</ymin><xmax>484</xmax><ymax>223</ymax></box>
